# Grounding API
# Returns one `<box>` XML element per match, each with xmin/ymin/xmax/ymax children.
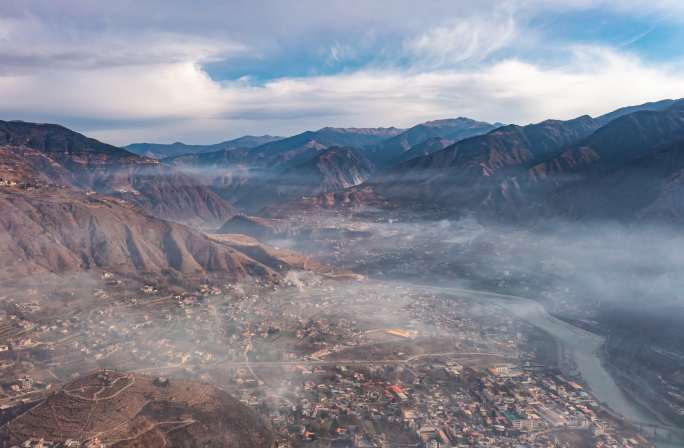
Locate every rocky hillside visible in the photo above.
<box><xmin>527</xmin><ymin>103</ymin><xmax>684</xmax><ymax>220</ymax></box>
<box><xmin>261</xmin><ymin>146</ymin><xmax>372</xmax><ymax>199</ymax></box>
<box><xmin>369</xmin><ymin>114</ymin><xmax>600</xmax><ymax>211</ymax></box>
<box><xmin>0</xmin><ymin>121</ymin><xmax>234</xmax><ymax>226</ymax></box>
<box><xmin>393</xmin><ymin>137</ymin><xmax>454</xmax><ymax>164</ymax></box>
<box><xmin>0</xmin><ymin>187</ymin><xmax>313</xmax><ymax>283</ymax></box>
<box><xmin>166</xmin><ymin>138</ymin><xmax>379</xmax><ymax>211</ymax></box>
<box><xmin>0</xmin><ymin>370</ymin><xmax>274</xmax><ymax>447</ymax></box>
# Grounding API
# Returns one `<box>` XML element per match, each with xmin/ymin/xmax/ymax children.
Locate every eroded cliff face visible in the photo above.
<box><xmin>0</xmin><ymin>187</ymin><xmax>282</xmax><ymax>282</ymax></box>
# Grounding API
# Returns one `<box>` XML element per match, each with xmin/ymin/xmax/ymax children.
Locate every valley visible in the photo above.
<box><xmin>2</xmin><ymin>99</ymin><xmax>684</xmax><ymax>447</ymax></box>
<box><xmin>2</xmin><ymin>202</ymin><xmax>683</xmax><ymax>447</ymax></box>
<box><xmin>4</xmin><ymin>1</ymin><xmax>684</xmax><ymax>446</ymax></box>
<box><xmin>0</xmin><ymin>265</ymin><xmax>669</xmax><ymax>447</ymax></box>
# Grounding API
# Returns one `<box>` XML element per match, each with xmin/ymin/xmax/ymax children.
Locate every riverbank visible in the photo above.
<box><xmin>605</xmin><ymin>354</ymin><xmax>683</xmax><ymax>436</ymax></box>
<box><xmin>555</xmin><ymin>308</ymin><xmax>682</xmax><ymax>432</ymax></box>
<box><xmin>551</xmin><ymin>312</ymin><xmax>673</xmax><ymax>424</ymax></box>
<box><xmin>392</xmin><ymin>281</ymin><xmax>682</xmax><ymax>446</ymax></box>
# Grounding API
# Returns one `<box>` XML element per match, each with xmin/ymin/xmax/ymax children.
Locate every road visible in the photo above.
<box><xmin>220</xmin><ymin>351</ymin><xmax>510</xmax><ymax>368</ymax></box>
<box><xmin>124</xmin><ymin>352</ymin><xmax>511</xmax><ymax>375</ymax></box>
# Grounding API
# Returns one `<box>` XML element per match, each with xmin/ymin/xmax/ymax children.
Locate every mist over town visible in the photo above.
<box><xmin>1</xmin><ymin>1</ymin><xmax>684</xmax><ymax>447</ymax></box>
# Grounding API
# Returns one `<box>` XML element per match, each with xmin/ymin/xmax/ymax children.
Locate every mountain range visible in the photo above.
<box><xmin>160</xmin><ymin>127</ymin><xmax>397</xmax><ymax>211</ymax></box>
<box><xmin>2</xmin><ymin>99</ymin><xmax>684</xmax><ymax>282</ymax></box>
<box><xmin>268</xmin><ymin>99</ymin><xmax>684</xmax><ymax>224</ymax></box>
<box><xmin>0</xmin><ymin>122</ymin><xmax>321</xmax><ymax>283</ymax></box>
<box><xmin>157</xmin><ymin>119</ymin><xmax>501</xmax><ymax>211</ymax></box>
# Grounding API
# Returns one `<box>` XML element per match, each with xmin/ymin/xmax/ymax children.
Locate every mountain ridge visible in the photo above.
<box><xmin>125</xmin><ymin>134</ymin><xmax>283</xmax><ymax>159</ymax></box>
<box><xmin>0</xmin><ymin>121</ymin><xmax>235</xmax><ymax>226</ymax></box>
<box><xmin>0</xmin><ymin>185</ymin><xmax>321</xmax><ymax>283</ymax></box>
<box><xmin>264</xmin><ymin>99</ymin><xmax>684</xmax><ymax>223</ymax></box>
<box><xmin>363</xmin><ymin>117</ymin><xmax>501</xmax><ymax>166</ymax></box>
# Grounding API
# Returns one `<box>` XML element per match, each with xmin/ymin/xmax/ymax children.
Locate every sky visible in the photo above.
<box><xmin>1</xmin><ymin>0</ymin><xmax>684</xmax><ymax>145</ymax></box>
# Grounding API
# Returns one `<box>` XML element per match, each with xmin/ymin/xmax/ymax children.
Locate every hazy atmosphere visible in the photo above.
<box><xmin>1</xmin><ymin>1</ymin><xmax>684</xmax><ymax>448</ymax></box>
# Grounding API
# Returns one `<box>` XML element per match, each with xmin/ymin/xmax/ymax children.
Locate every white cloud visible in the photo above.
<box><xmin>536</xmin><ymin>0</ymin><xmax>684</xmax><ymax>20</ymax></box>
<box><xmin>1</xmin><ymin>1</ymin><xmax>684</xmax><ymax>143</ymax></box>
<box><xmin>404</xmin><ymin>9</ymin><xmax>518</xmax><ymax>67</ymax></box>
<box><xmin>4</xmin><ymin>45</ymin><xmax>680</xmax><ymax>145</ymax></box>
<box><xmin>0</xmin><ymin>14</ymin><xmax>246</xmax><ymax>73</ymax></box>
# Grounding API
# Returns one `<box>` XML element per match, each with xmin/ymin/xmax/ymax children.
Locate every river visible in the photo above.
<box><xmin>407</xmin><ymin>283</ymin><xmax>681</xmax><ymax>447</ymax></box>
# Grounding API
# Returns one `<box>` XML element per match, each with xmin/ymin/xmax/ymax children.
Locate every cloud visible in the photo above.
<box><xmin>3</xmin><ymin>44</ymin><xmax>684</xmax><ymax>145</ymax></box>
<box><xmin>404</xmin><ymin>8</ymin><xmax>518</xmax><ymax>68</ymax></box>
<box><xmin>0</xmin><ymin>17</ymin><xmax>246</xmax><ymax>73</ymax></box>
<box><xmin>1</xmin><ymin>1</ymin><xmax>683</xmax><ymax>144</ymax></box>
<box><xmin>552</xmin><ymin>0</ymin><xmax>684</xmax><ymax>19</ymax></box>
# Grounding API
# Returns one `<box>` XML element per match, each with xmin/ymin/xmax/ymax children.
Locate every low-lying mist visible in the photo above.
<box><xmin>264</xmin><ymin>211</ymin><xmax>684</xmax><ymax>350</ymax></box>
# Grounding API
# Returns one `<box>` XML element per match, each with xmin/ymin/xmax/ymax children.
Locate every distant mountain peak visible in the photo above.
<box><xmin>125</xmin><ymin>135</ymin><xmax>283</xmax><ymax>159</ymax></box>
<box><xmin>0</xmin><ymin>119</ymin><xmax>138</xmax><ymax>159</ymax></box>
<box><xmin>318</xmin><ymin>126</ymin><xmax>402</xmax><ymax>131</ymax></box>
<box><xmin>596</xmin><ymin>98</ymin><xmax>684</xmax><ymax>125</ymax></box>
<box><xmin>316</xmin><ymin>126</ymin><xmax>404</xmax><ymax>138</ymax></box>
<box><xmin>422</xmin><ymin>117</ymin><xmax>482</xmax><ymax>127</ymax></box>
<box><xmin>363</xmin><ymin>116</ymin><xmax>502</xmax><ymax>166</ymax></box>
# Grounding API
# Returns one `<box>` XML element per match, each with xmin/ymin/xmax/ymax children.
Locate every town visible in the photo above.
<box><xmin>0</xmin><ymin>269</ymin><xmax>657</xmax><ymax>447</ymax></box>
